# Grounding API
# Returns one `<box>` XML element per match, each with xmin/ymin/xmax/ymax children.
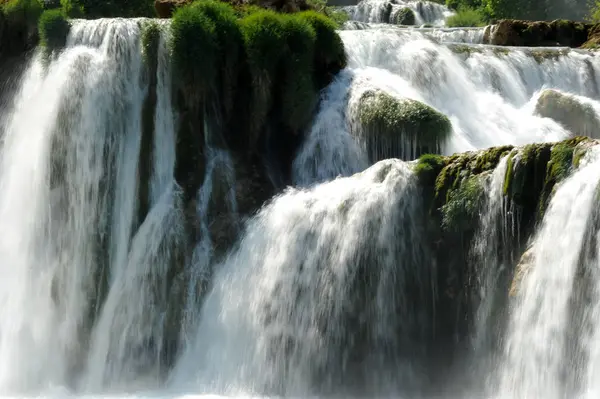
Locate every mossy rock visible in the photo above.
<box><xmin>356</xmin><ymin>90</ymin><xmax>452</xmax><ymax>163</ymax></box>
<box><xmin>38</xmin><ymin>9</ymin><xmax>70</xmax><ymax>51</ymax></box>
<box><xmin>534</xmin><ymin>89</ymin><xmax>600</xmax><ymax>138</ymax></box>
<box><xmin>490</xmin><ymin>19</ymin><xmax>590</xmax><ymax>48</ymax></box>
<box><xmin>394</xmin><ymin>7</ymin><xmax>414</xmax><ymax>25</ymax></box>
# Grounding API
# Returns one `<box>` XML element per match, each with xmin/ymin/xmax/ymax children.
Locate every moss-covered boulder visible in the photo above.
<box><xmin>489</xmin><ymin>19</ymin><xmax>589</xmax><ymax>47</ymax></box>
<box><xmin>394</xmin><ymin>7</ymin><xmax>414</xmax><ymax>25</ymax></box>
<box><xmin>534</xmin><ymin>89</ymin><xmax>600</xmax><ymax>139</ymax></box>
<box><xmin>356</xmin><ymin>90</ymin><xmax>452</xmax><ymax>163</ymax></box>
<box><xmin>0</xmin><ymin>0</ymin><xmax>42</xmax><ymax>57</ymax></box>
<box><xmin>38</xmin><ymin>9</ymin><xmax>70</xmax><ymax>52</ymax></box>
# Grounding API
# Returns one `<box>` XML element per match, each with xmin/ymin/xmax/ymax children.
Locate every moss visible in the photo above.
<box><xmin>279</xmin><ymin>14</ymin><xmax>317</xmax><ymax>132</ymax></box>
<box><xmin>529</xmin><ymin>49</ymin><xmax>569</xmax><ymax>64</ymax></box>
<box><xmin>170</xmin><ymin>4</ymin><xmax>219</xmax><ymax>103</ymax></box>
<box><xmin>297</xmin><ymin>10</ymin><xmax>347</xmax><ymax>88</ymax></box>
<box><xmin>38</xmin><ymin>8</ymin><xmax>70</xmax><ymax>51</ymax></box>
<box><xmin>357</xmin><ymin>91</ymin><xmax>452</xmax><ymax>160</ymax></box>
<box><xmin>415</xmin><ymin>153</ymin><xmax>446</xmax><ymax>185</ymax></box>
<box><xmin>441</xmin><ymin>175</ymin><xmax>485</xmax><ymax>233</ymax></box>
<box><xmin>141</xmin><ymin>20</ymin><xmax>161</xmax><ymax>67</ymax></box>
<box><xmin>395</xmin><ymin>7</ymin><xmax>415</xmax><ymax>25</ymax></box>
<box><xmin>1</xmin><ymin>0</ymin><xmax>42</xmax><ymax>23</ymax></box>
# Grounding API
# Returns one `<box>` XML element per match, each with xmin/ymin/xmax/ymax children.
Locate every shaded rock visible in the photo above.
<box><xmin>582</xmin><ymin>23</ymin><xmax>600</xmax><ymax>49</ymax></box>
<box><xmin>490</xmin><ymin>19</ymin><xmax>589</xmax><ymax>47</ymax></box>
<box><xmin>534</xmin><ymin>89</ymin><xmax>600</xmax><ymax>139</ymax></box>
<box><xmin>394</xmin><ymin>7</ymin><xmax>415</xmax><ymax>25</ymax></box>
<box><xmin>154</xmin><ymin>0</ymin><xmax>192</xmax><ymax>18</ymax></box>
<box><xmin>509</xmin><ymin>247</ymin><xmax>534</xmax><ymax>297</ymax></box>
<box><xmin>356</xmin><ymin>89</ymin><xmax>452</xmax><ymax>162</ymax></box>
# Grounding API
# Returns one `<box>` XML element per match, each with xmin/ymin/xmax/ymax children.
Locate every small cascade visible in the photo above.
<box><xmin>171</xmin><ymin>160</ymin><xmax>434</xmax><ymax>396</ymax></box>
<box><xmin>422</xmin><ymin>27</ymin><xmax>487</xmax><ymax>43</ymax></box>
<box><xmin>468</xmin><ymin>156</ymin><xmax>517</xmax><ymax>381</ymax></box>
<box><xmin>345</xmin><ymin>0</ymin><xmax>452</xmax><ymax>26</ymax></box>
<box><xmin>496</xmin><ymin>148</ymin><xmax>600</xmax><ymax>399</ymax></box>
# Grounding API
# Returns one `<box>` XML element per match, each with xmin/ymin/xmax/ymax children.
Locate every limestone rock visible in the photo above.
<box><xmin>535</xmin><ymin>89</ymin><xmax>600</xmax><ymax>139</ymax></box>
<box><xmin>356</xmin><ymin>89</ymin><xmax>452</xmax><ymax>162</ymax></box>
<box><xmin>490</xmin><ymin>19</ymin><xmax>589</xmax><ymax>48</ymax></box>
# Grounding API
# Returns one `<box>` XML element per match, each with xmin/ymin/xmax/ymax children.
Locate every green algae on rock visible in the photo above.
<box><xmin>394</xmin><ymin>7</ymin><xmax>414</xmax><ymax>25</ymax></box>
<box><xmin>356</xmin><ymin>90</ymin><xmax>452</xmax><ymax>163</ymax></box>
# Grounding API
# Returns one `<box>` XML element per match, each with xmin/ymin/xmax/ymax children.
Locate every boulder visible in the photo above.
<box><xmin>394</xmin><ymin>7</ymin><xmax>415</xmax><ymax>25</ymax></box>
<box><xmin>154</xmin><ymin>0</ymin><xmax>192</xmax><ymax>18</ymax></box>
<box><xmin>489</xmin><ymin>19</ymin><xmax>589</xmax><ymax>47</ymax></box>
<box><xmin>509</xmin><ymin>247</ymin><xmax>534</xmax><ymax>297</ymax></box>
<box><xmin>534</xmin><ymin>89</ymin><xmax>600</xmax><ymax>139</ymax></box>
<box><xmin>355</xmin><ymin>89</ymin><xmax>452</xmax><ymax>162</ymax></box>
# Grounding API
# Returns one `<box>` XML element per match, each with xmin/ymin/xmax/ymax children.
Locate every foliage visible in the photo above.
<box><xmin>306</xmin><ymin>0</ymin><xmax>348</xmax><ymax>27</ymax></box>
<box><xmin>38</xmin><ymin>8</ymin><xmax>70</xmax><ymax>49</ymax></box>
<box><xmin>395</xmin><ymin>7</ymin><xmax>415</xmax><ymax>25</ymax></box>
<box><xmin>587</xmin><ymin>0</ymin><xmax>600</xmax><ymax>22</ymax></box>
<box><xmin>445</xmin><ymin>6</ymin><xmax>485</xmax><ymax>27</ymax></box>
<box><xmin>0</xmin><ymin>0</ymin><xmax>43</xmax><ymax>25</ymax></box>
<box><xmin>141</xmin><ymin>21</ymin><xmax>161</xmax><ymax>66</ymax></box>
<box><xmin>441</xmin><ymin>175</ymin><xmax>485</xmax><ymax>232</ymax></box>
<box><xmin>59</xmin><ymin>0</ymin><xmax>84</xmax><ymax>18</ymax></box>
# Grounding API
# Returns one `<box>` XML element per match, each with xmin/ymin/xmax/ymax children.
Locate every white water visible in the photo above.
<box><xmin>496</xmin><ymin>148</ymin><xmax>600</xmax><ymax>399</ymax></box>
<box><xmin>3</xmin><ymin>6</ymin><xmax>600</xmax><ymax>399</ymax></box>
<box><xmin>294</xmin><ymin>28</ymin><xmax>600</xmax><ymax>183</ymax></box>
<box><xmin>344</xmin><ymin>0</ymin><xmax>453</xmax><ymax>26</ymax></box>
<box><xmin>172</xmin><ymin>160</ymin><xmax>432</xmax><ymax>396</ymax></box>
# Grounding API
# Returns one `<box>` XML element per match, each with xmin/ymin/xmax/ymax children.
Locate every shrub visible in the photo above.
<box><xmin>1</xmin><ymin>0</ymin><xmax>43</xmax><ymax>25</ymax></box>
<box><xmin>141</xmin><ymin>21</ymin><xmax>161</xmax><ymax>67</ymax></box>
<box><xmin>170</xmin><ymin>4</ymin><xmax>219</xmax><ymax>101</ymax></box>
<box><xmin>38</xmin><ymin>8</ymin><xmax>70</xmax><ymax>49</ymax></box>
<box><xmin>59</xmin><ymin>0</ymin><xmax>84</xmax><ymax>18</ymax></box>
<box><xmin>445</xmin><ymin>6</ymin><xmax>485</xmax><ymax>27</ymax></box>
<box><xmin>296</xmin><ymin>10</ymin><xmax>346</xmax><ymax>87</ymax></box>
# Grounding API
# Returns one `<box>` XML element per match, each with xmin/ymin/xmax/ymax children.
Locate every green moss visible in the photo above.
<box><xmin>279</xmin><ymin>14</ymin><xmax>317</xmax><ymax>132</ymax></box>
<box><xmin>297</xmin><ymin>10</ymin><xmax>347</xmax><ymax>87</ymax></box>
<box><xmin>441</xmin><ymin>175</ymin><xmax>485</xmax><ymax>232</ymax></box>
<box><xmin>190</xmin><ymin>0</ymin><xmax>244</xmax><ymax>118</ymax></box>
<box><xmin>529</xmin><ymin>49</ymin><xmax>569</xmax><ymax>64</ymax></box>
<box><xmin>395</xmin><ymin>7</ymin><xmax>415</xmax><ymax>25</ymax></box>
<box><xmin>414</xmin><ymin>153</ymin><xmax>446</xmax><ymax>188</ymax></box>
<box><xmin>1</xmin><ymin>0</ymin><xmax>42</xmax><ymax>23</ymax></box>
<box><xmin>59</xmin><ymin>0</ymin><xmax>84</xmax><ymax>18</ymax></box>
<box><xmin>358</xmin><ymin>91</ymin><xmax>452</xmax><ymax>157</ymax></box>
<box><xmin>38</xmin><ymin>9</ymin><xmax>70</xmax><ymax>50</ymax></box>
<box><xmin>170</xmin><ymin>4</ymin><xmax>219</xmax><ymax>102</ymax></box>
<box><xmin>240</xmin><ymin>10</ymin><xmax>287</xmax><ymax>136</ymax></box>
<box><xmin>141</xmin><ymin>21</ymin><xmax>161</xmax><ymax>67</ymax></box>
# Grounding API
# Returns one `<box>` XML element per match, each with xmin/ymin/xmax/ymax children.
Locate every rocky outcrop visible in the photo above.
<box><xmin>394</xmin><ymin>7</ymin><xmax>415</xmax><ymax>25</ymax></box>
<box><xmin>535</xmin><ymin>89</ymin><xmax>600</xmax><ymax>138</ymax></box>
<box><xmin>413</xmin><ymin>136</ymin><xmax>598</xmax><ymax>366</ymax></box>
<box><xmin>154</xmin><ymin>0</ymin><xmax>192</xmax><ymax>18</ymax></box>
<box><xmin>355</xmin><ymin>90</ymin><xmax>452</xmax><ymax>163</ymax></box>
<box><xmin>489</xmin><ymin>19</ymin><xmax>590</xmax><ymax>48</ymax></box>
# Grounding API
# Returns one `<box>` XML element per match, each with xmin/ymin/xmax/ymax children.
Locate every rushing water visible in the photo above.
<box><xmin>2</xmin><ymin>2</ymin><xmax>600</xmax><ymax>398</ymax></box>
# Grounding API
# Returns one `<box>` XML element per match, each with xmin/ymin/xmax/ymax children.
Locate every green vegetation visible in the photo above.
<box><xmin>588</xmin><ymin>0</ymin><xmax>600</xmax><ymax>22</ymax></box>
<box><xmin>395</xmin><ymin>7</ymin><xmax>415</xmax><ymax>25</ymax></box>
<box><xmin>306</xmin><ymin>0</ymin><xmax>348</xmax><ymax>26</ymax></box>
<box><xmin>445</xmin><ymin>6</ymin><xmax>485</xmax><ymax>27</ymax></box>
<box><xmin>38</xmin><ymin>9</ymin><xmax>70</xmax><ymax>50</ymax></box>
<box><xmin>0</xmin><ymin>0</ymin><xmax>43</xmax><ymax>23</ymax></box>
<box><xmin>141</xmin><ymin>21</ymin><xmax>161</xmax><ymax>66</ymax></box>
<box><xmin>168</xmin><ymin>1</ymin><xmax>345</xmax><ymax>148</ymax></box>
<box><xmin>441</xmin><ymin>175</ymin><xmax>485</xmax><ymax>232</ymax></box>
<box><xmin>357</xmin><ymin>91</ymin><xmax>452</xmax><ymax>160</ymax></box>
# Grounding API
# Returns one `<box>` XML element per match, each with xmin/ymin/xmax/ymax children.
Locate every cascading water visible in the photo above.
<box><xmin>171</xmin><ymin>160</ymin><xmax>434</xmax><ymax>396</ymax></box>
<box><xmin>3</xmin><ymin>0</ymin><xmax>600</xmax><ymax>397</ymax></box>
<box><xmin>344</xmin><ymin>0</ymin><xmax>453</xmax><ymax>26</ymax></box>
<box><xmin>495</xmin><ymin>148</ymin><xmax>600</xmax><ymax>399</ymax></box>
<box><xmin>294</xmin><ymin>27</ymin><xmax>600</xmax><ymax>182</ymax></box>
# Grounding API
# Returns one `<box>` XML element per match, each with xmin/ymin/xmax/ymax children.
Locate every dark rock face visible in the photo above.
<box><xmin>154</xmin><ymin>0</ymin><xmax>192</xmax><ymax>18</ymax></box>
<box><xmin>490</xmin><ymin>19</ymin><xmax>590</xmax><ymax>48</ymax></box>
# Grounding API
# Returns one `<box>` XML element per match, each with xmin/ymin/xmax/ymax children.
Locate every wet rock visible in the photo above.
<box><xmin>490</xmin><ymin>19</ymin><xmax>589</xmax><ymax>48</ymax></box>
<box><xmin>510</xmin><ymin>247</ymin><xmax>534</xmax><ymax>296</ymax></box>
<box><xmin>534</xmin><ymin>89</ymin><xmax>600</xmax><ymax>139</ymax></box>
<box><xmin>154</xmin><ymin>0</ymin><xmax>192</xmax><ymax>18</ymax></box>
<box><xmin>394</xmin><ymin>7</ymin><xmax>415</xmax><ymax>25</ymax></box>
<box><xmin>355</xmin><ymin>89</ymin><xmax>452</xmax><ymax>162</ymax></box>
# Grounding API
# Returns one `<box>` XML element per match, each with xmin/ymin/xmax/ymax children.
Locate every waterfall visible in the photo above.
<box><xmin>294</xmin><ymin>27</ymin><xmax>600</xmax><ymax>182</ymax></box>
<box><xmin>171</xmin><ymin>160</ymin><xmax>434</xmax><ymax>396</ymax></box>
<box><xmin>496</xmin><ymin>148</ymin><xmax>600</xmax><ymax>399</ymax></box>
<box><xmin>345</xmin><ymin>0</ymin><xmax>453</xmax><ymax>26</ymax></box>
